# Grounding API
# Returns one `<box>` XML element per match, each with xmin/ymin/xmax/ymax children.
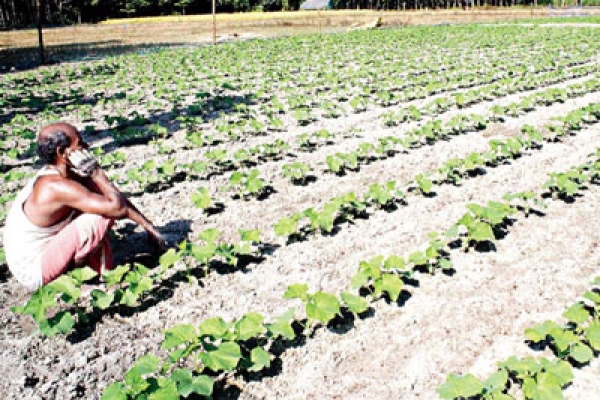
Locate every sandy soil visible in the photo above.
<box><xmin>0</xmin><ymin>73</ymin><xmax>599</xmax><ymax>399</ymax></box>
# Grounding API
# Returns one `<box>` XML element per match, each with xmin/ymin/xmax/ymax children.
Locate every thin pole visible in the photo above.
<box><xmin>212</xmin><ymin>0</ymin><xmax>216</xmax><ymax>45</ymax></box>
<box><xmin>318</xmin><ymin>9</ymin><xmax>322</xmax><ymax>35</ymax></box>
<box><xmin>37</xmin><ymin>0</ymin><xmax>45</xmax><ymax>64</ymax></box>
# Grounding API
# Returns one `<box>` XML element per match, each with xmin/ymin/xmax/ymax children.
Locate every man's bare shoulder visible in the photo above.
<box><xmin>34</xmin><ymin>174</ymin><xmax>89</xmax><ymax>200</ymax></box>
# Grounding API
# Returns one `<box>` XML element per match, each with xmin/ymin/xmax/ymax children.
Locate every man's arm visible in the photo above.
<box><xmin>55</xmin><ymin>169</ymin><xmax>166</xmax><ymax>249</ymax></box>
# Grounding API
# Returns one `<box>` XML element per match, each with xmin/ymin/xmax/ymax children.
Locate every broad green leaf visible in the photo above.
<box><xmin>499</xmin><ymin>357</ymin><xmax>541</xmax><ymax>379</ymax></box>
<box><xmin>540</xmin><ymin>358</ymin><xmax>573</xmax><ymax>387</ymax></box>
<box><xmin>274</xmin><ymin>217</ymin><xmax>297</xmax><ymax>237</ymax></box>
<box><xmin>438</xmin><ymin>258</ymin><xmax>453</xmax><ymax>270</ymax></box>
<box><xmin>39</xmin><ymin>310</ymin><xmax>75</xmax><ymax>336</ymax></box>
<box><xmin>102</xmin><ymin>265</ymin><xmax>130</xmax><ymax>286</ymax></box>
<box><xmin>384</xmin><ymin>255</ymin><xmax>405</xmax><ymax>270</ymax></box>
<box><xmin>69</xmin><ymin>267</ymin><xmax>98</xmax><ymax>285</ymax></box>
<box><xmin>408</xmin><ymin>251</ymin><xmax>427</xmax><ymax>266</ymax></box>
<box><xmin>198</xmin><ymin>228</ymin><xmax>219</xmax><ymax>243</ymax></box>
<box><xmin>131</xmin><ymin>354</ymin><xmax>162</xmax><ymax>376</ymax></box>
<box><xmin>469</xmin><ymin>221</ymin><xmax>495</xmax><ymax>242</ymax></box>
<box><xmin>380</xmin><ymin>273</ymin><xmax>403</xmax><ymax>302</ymax></box>
<box><xmin>525</xmin><ymin>320</ymin><xmax>560</xmax><ymax>343</ymax></box>
<box><xmin>199</xmin><ymin>341</ymin><xmax>241</xmax><ymax>372</ymax></box>
<box><xmin>551</xmin><ymin>329</ymin><xmax>579</xmax><ymax>353</ymax></box>
<box><xmin>570</xmin><ymin>342</ymin><xmax>593</xmax><ymax>363</ymax></box>
<box><xmin>437</xmin><ymin>374</ymin><xmax>484</xmax><ymax>400</ymax></box>
<box><xmin>47</xmin><ymin>275</ymin><xmax>81</xmax><ymax>303</ymax></box>
<box><xmin>248</xmin><ymin>347</ymin><xmax>271</xmax><ymax>372</ymax></box>
<box><xmin>101</xmin><ymin>382</ymin><xmax>127</xmax><ymax>400</ymax></box>
<box><xmin>265</xmin><ymin>307</ymin><xmax>296</xmax><ymax>340</ymax></box>
<box><xmin>199</xmin><ymin>317</ymin><xmax>230</xmax><ymax>338</ymax></box>
<box><xmin>91</xmin><ymin>290</ymin><xmax>115</xmax><ymax>310</ymax></box>
<box><xmin>340</xmin><ymin>291</ymin><xmax>369</xmax><ymax>314</ymax></box>
<box><xmin>234</xmin><ymin>312</ymin><xmax>265</xmax><ymax>341</ymax></box>
<box><xmin>159</xmin><ymin>249</ymin><xmax>181</xmax><ymax>269</ymax></box>
<box><xmin>239</xmin><ymin>229</ymin><xmax>261</xmax><ymax>243</ymax></box>
<box><xmin>162</xmin><ymin>324</ymin><xmax>197</xmax><ymax>350</ymax></box>
<box><xmin>12</xmin><ymin>285</ymin><xmax>57</xmax><ymax>322</ymax></box>
<box><xmin>147</xmin><ymin>378</ymin><xmax>178</xmax><ymax>400</ymax></box>
<box><xmin>171</xmin><ymin>369</ymin><xmax>213</xmax><ymax>397</ymax></box>
<box><xmin>306</xmin><ymin>291</ymin><xmax>340</xmax><ymax>324</ymax></box>
<box><xmin>586</xmin><ymin>320</ymin><xmax>600</xmax><ymax>350</ymax></box>
<box><xmin>562</xmin><ymin>303</ymin><xmax>590</xmax><ymax>325</ymax></box>
<box><xmin>522</xmin><ymin>374</ymin><xmax>563</xmax><ymax>400</ymax></box>
<box><xmin>583</xmin><ymin>290</ymin><xmax>600</xmax><ymax>305</ymax></box>
<box><xmin>284</xmin><ymin>283</ymin><xmax>309</xmax><ymax>300</ymax></box>
<box><xmin>191</xmin><ymin>188</ymin><xmax>212</xmax><ymax>209</ymax></box>
<box><xmin>483</xmin><ymin>369</ymin><xmax>508</xmax><ymax>393</ymax></box>
<box><xmin>350</xmin><ymin>271</ymin><xmax>369</xmax><ymax>289</ymax></box>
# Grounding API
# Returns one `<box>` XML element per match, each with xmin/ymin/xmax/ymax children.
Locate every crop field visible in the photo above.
<box><xmin>1</xmin><ymin>24</ymin><xmax>600</xmax><ymax>399</ymax></box>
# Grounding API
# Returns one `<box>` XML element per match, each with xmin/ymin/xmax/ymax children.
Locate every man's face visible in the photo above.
<box><xmin>64</xmin><ymin>128</ymin><xmax>89</xmax><ymax>156</ymax></box>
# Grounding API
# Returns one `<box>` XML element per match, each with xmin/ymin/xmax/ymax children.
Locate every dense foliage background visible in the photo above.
<box><xmin>2</xmin><ymin>0</ymin><xmax>598</xmax><ymax>29</ymax></box>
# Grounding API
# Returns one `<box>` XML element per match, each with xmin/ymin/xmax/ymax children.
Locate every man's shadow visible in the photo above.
<box><xmin>110</xmin><ymin>219</ymin><xmax>192</xmax><ymax>267</ymax></box>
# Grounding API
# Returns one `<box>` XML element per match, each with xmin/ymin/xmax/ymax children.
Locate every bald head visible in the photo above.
<box><xmin>37</xmin><ymin>123</ymin><xmax>79</xmax><ymax>165</ymax></box>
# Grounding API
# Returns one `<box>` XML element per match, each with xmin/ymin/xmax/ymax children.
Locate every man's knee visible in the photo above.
<box><xmin>74</xmin><ymin>214</ymin><xmax>114</xmax><ymax>250</ymax></box>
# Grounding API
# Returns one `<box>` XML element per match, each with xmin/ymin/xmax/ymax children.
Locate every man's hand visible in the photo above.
<box><xmin>147</xmin><ymin>229</ymin><xmax>167</xmax><ymax>253</ymax></box>
<box><xmin>68</xmin><ymin>149</ymin><xmax>100</xmax><ymax>177</ymax></box>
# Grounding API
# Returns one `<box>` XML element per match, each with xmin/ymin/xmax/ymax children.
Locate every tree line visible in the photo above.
<box><xmin>0</xmin><ymin>0</ymin><xmax>583</xmax><ymax>29</ymax></box>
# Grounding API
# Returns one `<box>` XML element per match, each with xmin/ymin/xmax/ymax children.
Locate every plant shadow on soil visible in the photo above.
<box><xmin>65</xmin><ymin>218</ymin><xmax>193</xmax><ymax>343</ymax></box>
<box><xmin>212</xmin><ymin>288</ymin><xmax>418</xmax><ymax>397</ymax></box>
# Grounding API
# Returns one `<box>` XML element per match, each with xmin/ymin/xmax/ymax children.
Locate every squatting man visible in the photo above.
<box><xmin>3</xmin><ymin>122</ymin><xmax>166</xmax><ymax>291</ymax></box>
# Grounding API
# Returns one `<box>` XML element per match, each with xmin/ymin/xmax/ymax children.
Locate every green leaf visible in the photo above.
<box><xmin>274</xmin><ymin>217</ymin><xmax>297</xmax><ymax>237</ymax></box>
<box><xmin>340</xmin><ymin>291</ymin><xmax>369</xmax><ymax>314</ymax></box>
<box><xmin>171</xmin><ymin>369</ymin><xmax>213</xmax><ymax>397</ymax></box>
<box><xmin>103</xmin><ymin>265</ymin><xmax>130</xmax><ymax>286</ymax></box>
<box><xmin>199</xmin><ymin>341</ymin><xmax>241</xmax><ymax>372</ymax></box>
<box><xmin>159</xmin><ymin>249</ymin><xmax>181</xmax><ymax>269</ymax></box>
<box><xmin>47</xmin><ymin>275</ymin><xmax>81</xmax><ymax>303</ymax></box>
<box><xmin>234</xmin><ymin>312</ymin><xmax>265</xmax><ymax>341</ymax></box>
<box><xmin>525</xmin><ymin>320</ymin><xmax>560</xmax><ymax>343</ymax></box>
<box><xmin>39</xmin><ymin>310</ymin><xmax>75</xmax><ymax>336</ymax></box>
<box><xmin>306</xmin><ymin>291</ymin><xmax>340</xmax><ymax>324</ymax></box>
<box><xmin>483</xmin><ymin>369</ymin><xmax>508</xmax><ymax>393</ymax></box>
<box><xmin>265</xmin><ymin>307</ymin><xmax>296</xmax><ymax>340</ymax></box>
<box><xmin>91</xmin><ymin>290</ymin><xmax>115</xmax><ymax>310</ymax></box>
<box><xmin>408</xmin><ymin>251</ymin><xmax>427</xmax><ymax>266</ymax></box>
<box><xmin>380</xmin><ymin>273</ymin><xmax>404</xmax><ymax>302</ymax></box>
<box><xmin>469</xmin><ymin>221</ymin><xmax>495</xmax><ymax>242</ymax></box>
<box><xmin>147</xmin><ymin>378</ymin><xmax>179</xmax><ymax>400</ymax></box>
<box><xmin>562</xmin><ymin>303</ymin><xmax>590</xmax><ymax>325</ymax></box>
<box><xmin>162</xmin><ymin>324</ymin><xmax>197</xmax><ymax>350</ymax></box>
<box><xmin>540</xmin><ymin>358</ymin><xmax>573</xmax><ymax>387</ymax></box>
<box><xmin>248</xmin><ymin>347</ymin><xmax>271</xmax><ymax>372</ymax></box>
<box><xmin>131</xmin><ymin>354</ymin><xmax>162</xmax><ymax>376</ymax></box>
<box><xmin>191</xmin><ymin>187</ymin><xmax>212</xmax><ymax>209</ymax></box>
<box><xmin>586</xmin><ymin>320</ymin><xmax>600</xmax><ymax>350</ymax></box>
<box><xmin>438</xmin><ymin>258</ymin><xmax>453</xmax><ymax>270</ymax></box>
<box><xmin>239</xmin><ymin>229</ymin><xmax>261</xmax><ymax>243</ymax></box>
<box><xmin>350</xmin><ymin>271</ymin><xmax>369</xmax><ymax>290</ymax></box>
<box><xmin>570</xmin><ymin>342</ymin><xmax>593</xmax><ymax>363</ymax></box>
<box><xmin>199</xmin><ymin>317</ymin><xmax>230</xmax><ymax>338</ymax></box>
<box><xmin>198</xmin><ymin>228</ymin><xmax>220</xmax><ymax>243</ymax></box>
<box><xmin>583</xmin><ymin>290</ymin><xmax>600</xmax><ymax>305</ymax></box>
<box><xmin>437</xmin><ymin>374</ymin><xmax>484</xmax><ymax>400</ymax></box>
<box><xmin>383</xmin><ymin>255</ymin><xmax>405</xmax><ymax>270</ymax></box>
<box><xmin>69</xmin><ymin>267</ymin><xmax>98</xmax><ymax>285</ymax></box>
<box><xmin>522</xmin><ymin>374</ymin><xmax>563</xmax><ymax>400</ymax></box>
<box><xmin>284</xmin><ymin>283</ymin><xmax>309</xmax><ymax>300</ymax></box>
<box><xmin>499</xmin><ymin>357</ymin><xmax>542</xmax><ymax>379</ymax></box>
<box><xmin>101</xmin><ymin>382</ymin><xmax>127</xmax><ymax>400</ymax></box>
